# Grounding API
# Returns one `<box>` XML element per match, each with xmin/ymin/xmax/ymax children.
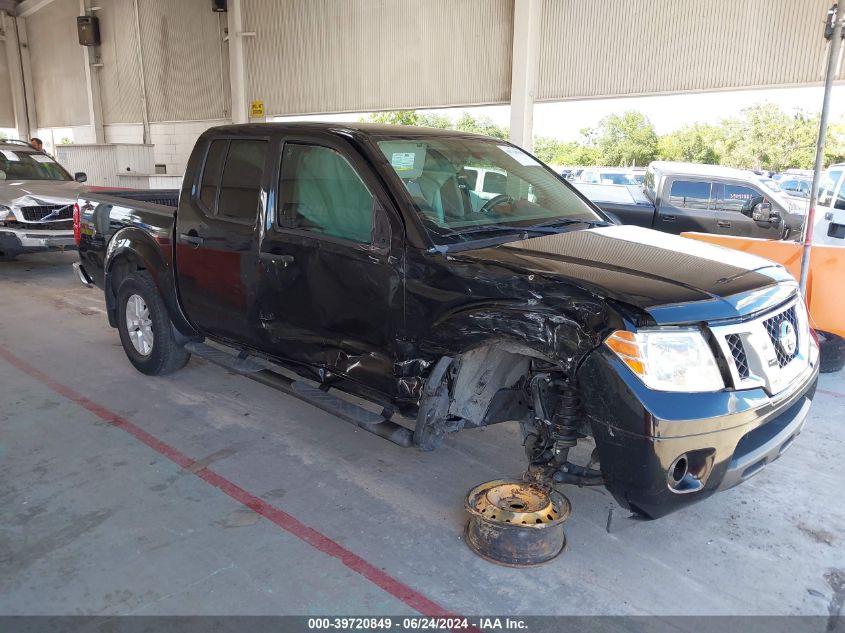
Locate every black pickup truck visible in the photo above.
<box><xmin>574</xmin><ymin>161</ymin><xmax>808</xmax><ymax>240</ymax></box>
<box><xmin>74</xmin><ymin>123</ymin><xmax>819</xmax><ymax>519</ymax></box>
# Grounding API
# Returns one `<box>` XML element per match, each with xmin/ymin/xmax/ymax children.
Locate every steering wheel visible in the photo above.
<box><xmin>479</xmin><ymin>194</ymin><xmax>514</xmax><ymax>215</ymax></box>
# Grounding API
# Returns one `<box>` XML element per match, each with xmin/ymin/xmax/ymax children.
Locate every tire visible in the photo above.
<box><xmin>819</xmin><ymin>332</ymin><xmax>845</xmax><ymax>374</ymax></box>
<box><xmin>116</xmin><ymin>271</ymin><xmax>190</xmax><ymax>376</ymax></box>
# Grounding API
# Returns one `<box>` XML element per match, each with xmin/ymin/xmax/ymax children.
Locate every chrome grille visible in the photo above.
<box><xmin>710</xmin><ymin>295</ymin><xmax>812</xmax><ymax>396</ymax></box>
<box><xmin>726</xmin><ymin>334</ymin><xmax>749</xmax><ymax>379</ymax></box>
<box><xmin>762</xmin><ymin>306</ymin><xmax>799</xmax><ymax>367</ymax></box>
<box><xmin>20</xmin><ymin>205</ymin><xmax>73</xmax><ymax>222</ymax></box>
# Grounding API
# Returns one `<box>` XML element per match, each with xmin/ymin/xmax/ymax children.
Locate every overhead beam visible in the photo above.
<box><xmin>16</xmin><ymin>0</ymin><xmax>57</xmax><ymax>19</ymax></box>
<box><xmin>509</xmin><ymin>0</ymin><xmax>541</xmax><ymax>152</ymax></box>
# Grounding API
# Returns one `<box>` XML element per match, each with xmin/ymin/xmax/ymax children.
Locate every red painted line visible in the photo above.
<box><xmin>0</xmin><ymin>346</ymin><xmax>470</xmax><ymax>623</ymax></box>
<box><xmin>818</xmin><ymin>388</ymin><xmax>845</xmax><ymax>399</ymax></box>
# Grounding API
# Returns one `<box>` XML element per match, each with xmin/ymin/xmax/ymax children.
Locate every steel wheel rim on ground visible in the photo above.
<box><xmin>464</xmin><ymin>479</ymin><xmax>571</xmax><ymax>567</ymax></box>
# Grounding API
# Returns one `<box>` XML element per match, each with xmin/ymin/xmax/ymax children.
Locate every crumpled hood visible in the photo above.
<box><xmin>1</xmin><ymin>180</ymin><xmax>86</xmax><ymax>209</ymax></box>
<box><xmin>458</xmin><ymin>225</ymin><xmax>797</xmax><ymax>324</ymax></box>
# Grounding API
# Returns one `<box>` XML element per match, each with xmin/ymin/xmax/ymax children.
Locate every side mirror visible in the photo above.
<box><xmin>74</xmin><ymin>172</ymin><xmax>87</xmax><ymax>183</ymax></box>
<box><xmin>752</xmin><ymin>201</ymin><xmax>774</xmax><ymax>222</ymax></box>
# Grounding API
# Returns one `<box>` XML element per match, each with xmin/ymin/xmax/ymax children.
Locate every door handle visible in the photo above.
<box><xmin>178</xmin><ymin>233</ymin><xmax>204</xmax><ymax>247</ymax></box>
<box><xmin>662</xmin><ymin>215</ymin><xmax>676</xmax><ymax>222</ymax></box>
<box><xmin>259</xmin><ymin>252</ymin><xmax>295</xmax><ymax>267</ymax></box>
<box><xmin>717</xmin><ymin>220</ymin><xmax>731</xmax><ymax>228</ymax></box>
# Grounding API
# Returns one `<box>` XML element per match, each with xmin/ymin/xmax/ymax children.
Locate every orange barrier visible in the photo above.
<box><xmin>681</xmin><ymin>233</ymin><xmax>845</xmax><ymax>339</ymax></box>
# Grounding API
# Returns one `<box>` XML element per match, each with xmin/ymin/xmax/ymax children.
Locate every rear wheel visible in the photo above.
<box><xmin>116</xmin><ymin>271</ymin><xmax>190</xmax><ymax>375</ymax></box>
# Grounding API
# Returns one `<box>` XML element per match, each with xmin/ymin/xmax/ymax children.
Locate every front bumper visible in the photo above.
<box><xmin>578</xmin><ymin>348</ymin><xmax>819</xmax><ymax>519</ymax></box>
<box><xmin>0</xmin><ymin>228</ymin><xmax>75</xmax><ymax>255</ymax></box>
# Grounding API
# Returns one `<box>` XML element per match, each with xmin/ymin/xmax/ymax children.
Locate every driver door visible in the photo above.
<box><xmin>712</xmin><ymin>182</ymin><xmax>783</xmax><ymax>238</ymax></box>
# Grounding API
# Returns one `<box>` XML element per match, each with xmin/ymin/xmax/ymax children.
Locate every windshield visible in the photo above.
<box><xmin>0</xmin><ymin>150</ymin><xmax>72</xmax><ymax>181</ymax></box>
<box><xmin>377</xmin><ymin>137</ymin><xmax>602</xmax><ymax>245</ymax></box>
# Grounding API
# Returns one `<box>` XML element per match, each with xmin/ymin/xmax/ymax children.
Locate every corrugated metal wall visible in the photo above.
<box><xmin>538</xmin><ymin>0</ymin><xmax>841</xmax><ymax>102</ymax></box>
<box><xmin>136</xmin><ymin>0</ymin><xmax>229</xmax><ymax>122</ymax></box>
<box><xmin>26</xmin><ymin>0</ymin><xmax>89</xmax><ymax>128</ymax></box>
<box><xmin>0</xmin><ymin>23</ymin><xmax>15</xmax><ymax>129</ymax></box>
<box><xmin>241</xmin><ymin>0</ymin><xmax>514</xmax><ymax>116</ymax></box>
<box><xmin>98</xmin><ymin>0</ymin><xmax>144</xmax><ymax>124</ymax></box>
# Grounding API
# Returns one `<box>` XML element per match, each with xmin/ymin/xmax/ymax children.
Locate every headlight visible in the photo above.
<box><xmin>0</xmin><ymin>206</ymin><xmax>15</xmax><ymax>226</ymax></box>
<box><xmin>606</xmin><ymin>328</ymin><xmax>724</xmax><ymax>392</ymax></box>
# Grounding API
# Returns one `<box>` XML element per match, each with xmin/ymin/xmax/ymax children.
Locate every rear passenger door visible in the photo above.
<box><xmin>175</xmin><ymin>137</ymin><xmax>270</xmax><ymax>344</ymax></box>
<box><xmin>656</xmin><ymin>179</ymin><xmax>716</xmax><ymax>234</ymax></box>
<box><xmin>252</xmin><ymin>135</ymin><xmax>405</xmax><ymax>396</ymax></box>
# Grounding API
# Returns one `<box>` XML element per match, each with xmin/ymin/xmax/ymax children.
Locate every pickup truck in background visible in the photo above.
<box><xmin>75</xmin><ymin>123</ymin><xmax>819</xmax><ymax>520</ymax></box>
<box><xmin>575</xmin><ymin>161</ymin><xmax>808</xmax><ymax>240</ymax></box>
<box><xmin>0</xmin><ymin>140</ymin><xmax>88</xmax><ymax>260</ymax></box>
<box><xmin>683</xmin><ymin>163</ymin><xmax>845</xmax><ymax>373</ymax></box>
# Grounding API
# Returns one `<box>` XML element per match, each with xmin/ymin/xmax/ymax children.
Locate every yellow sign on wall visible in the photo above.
<box><xmin>250</xmin><ymin>100</ymin><xmax>266</xmax><ymax>118</ymax></box>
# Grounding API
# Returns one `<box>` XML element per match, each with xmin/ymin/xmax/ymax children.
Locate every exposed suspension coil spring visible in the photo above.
<box><xmin>550</xmin><ymin>381</ymin><xmax>580</xmax><ymax>453</ymax></box>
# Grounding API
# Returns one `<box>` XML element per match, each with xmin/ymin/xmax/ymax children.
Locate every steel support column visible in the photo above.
<box><xmin>227</xmin><ymin>0</ymin><xmax>248</xmax><ymax>124</ymax></box>
<box><xmin>2</xmin><ymin>11</ymin><xmax>30</xmax><ymax>139</ymax></box>
<box><xmin>509</xmin><ymin>0</ymin><xmax>541</xmax><ymax>152</ymax></box>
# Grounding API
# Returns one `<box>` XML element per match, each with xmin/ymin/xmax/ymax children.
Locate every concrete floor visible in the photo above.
<box><xmin>0</xmin><ymin>251</ymin><xmax>843</xmax><ymax>618</ymax></box>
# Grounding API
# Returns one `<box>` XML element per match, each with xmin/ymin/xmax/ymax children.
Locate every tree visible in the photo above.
<box><xmin>362</xmin><ymin>110</ymin><xmax>508</xmax><ymax>139</ymax></box>
<box><xmin>453</xmin><ymin>113</ymin><xmax>508</xmax><ymax>140</ymax></box>
<box><xmin>657</xmin><ymin>124</ymin><xmax>723</xmax><ymax>164</ymax></box>
<box><xmin>533</xmin><ymin>136</ymin><xmax>599</xmax><ymax>166</ymax></box>
<box><xmin>364</xmin><ymin>110</ymin><xmax>425</xmax><ymax>126</ymax></box>
<box><xmin>591</xmin><ymin>111</ymin><xmax>658</xmax><ymax>166</ymax></box>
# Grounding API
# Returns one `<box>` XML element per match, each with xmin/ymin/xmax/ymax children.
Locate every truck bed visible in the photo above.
<box><xmin>86</xmin><ymin>189</ymin><xmax>180</xmax><ymax>210</ymax></box>
<box><xmin>572</xmin><ymin>182</ymin><xmax>655</xmax><ymax>228</ymax></box>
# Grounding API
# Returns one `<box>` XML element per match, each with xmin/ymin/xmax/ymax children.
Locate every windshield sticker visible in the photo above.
<box><xmin>0</xmin><ymin>150</ymin><xmax>20</xmax><ymax>162</ymax></box>
<box><xmin>30</xmin><ymin>154</ymin><xmax>55</xmax><ymax>164</ymax></box>
<box><xmin>497</xmin><ymin>145</ymin><xmax>540</xmax><ymax>166</ymax></box>
<box><xmin>391</xmin><ymin>152</ymin><xmax>417</xmax><ymax>171</ymax></box>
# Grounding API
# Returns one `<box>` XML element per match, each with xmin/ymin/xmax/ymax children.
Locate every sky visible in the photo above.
<box><xmin>277</xmin><ymin>85</ymin><xmax>845</xmax><ymax>141</ymax></box>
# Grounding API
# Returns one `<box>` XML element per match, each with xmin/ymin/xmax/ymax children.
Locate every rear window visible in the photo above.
<box><xmin>217</xmin><ymin>140</ymin><xmax>268</xmax><ymax>222</ymax></box>
<box><xmin>199</xmin><ymin>140</ymin><xmax>227</xmax><ymax>211</ymax></box>
<box><xmin>668</xmin><ymin>180</ymin><xmax>712</xmax><ymax>209</ymax></box>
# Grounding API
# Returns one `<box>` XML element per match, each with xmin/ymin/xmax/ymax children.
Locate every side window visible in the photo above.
<box><xmin>668</xmin><ymin>180</ymin><xmax>712</xmax><ymax>209</ymax></box>
<box><xmin>482</xmin><ymin>171</ymin><xmax>507</xmax><ymax>195</ymax></box>
<box><xmin>199</xmin><ymin>140</ymin><xmax>227</xmax><ymax>211</ymax></box>
<box><xmin>721</xmin><ymin>184</ymin><xmax>762</xmax><ymax>213</ymax></box>
<box><xmin>278</xmin><ymin>143</ymin><xmax>374</xmax><ymax>243</ymax></box>
<box><xmin>217</xmin><ymin>140</ymin><xmax>268</xmax><ymax>222</ymax></box>
<box><xmin>819</xmin><ymin>170</ymin><xmax>845</xmax><ymax>210</ymax></box>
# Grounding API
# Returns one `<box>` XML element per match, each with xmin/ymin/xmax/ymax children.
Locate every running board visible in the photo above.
<box><xmin>185</xmin><ymin>341</ymin><xmax>265</xmax><ymax>374</ymax></box>
<box><xmin>184</xmin><ymin>342</ymin><xmax>413</xmax><ymax>448</ymax></box>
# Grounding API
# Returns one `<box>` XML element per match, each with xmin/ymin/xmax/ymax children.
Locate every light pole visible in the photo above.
<box><xmin>799</xmin><ymin>2</ymin><xmax>845</xmax><ymax>296</ymax></box>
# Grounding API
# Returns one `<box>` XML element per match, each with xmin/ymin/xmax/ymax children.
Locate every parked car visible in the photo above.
<box><xmin>0</xmin><ymin>139</ymin><xmax>87</xmax><ymax>260</ymax></box>
<box><xmin>575</xmin><ymin>161</ymin><xmax>807</xmax><ymax>240</ymax></box>
<box><xmin>459</xmin><ymin>165</ymin><xmax>509</xmax><ymax>201</ymax></box>
<box><xmin>629</xmin><ymin>167</ymin><xmax>646</xmax><ymax>184</ymax></box>
<box><xmin>577</xmin><ymin>167</ymin><xmax>640</xmax><ymax>185</ymax></box>
<box><xmin>75</xmin><ymin>123</ymin><xmax>819</xmax><ymax>520</ymax></box>
<box><xmin>778</xmin><ymin>176</ymin><xmax>813</xmax><ymax>199</ymax></box>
